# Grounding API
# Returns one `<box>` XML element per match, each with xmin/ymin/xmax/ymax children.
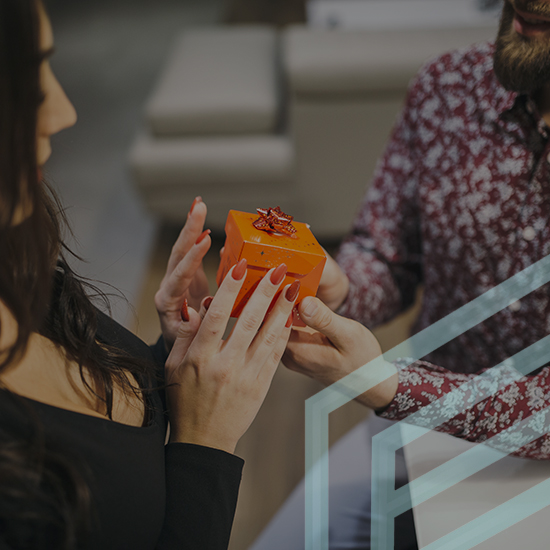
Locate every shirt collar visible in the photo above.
<box><xmin>494</xmin><ymin>88</ymin><xmax>548</xmax><ymax>137</ymax></box>
<box><xmin>494</xmin><ymin>88</ymin><xmax>520</xmax><ymax>116</ymax></box>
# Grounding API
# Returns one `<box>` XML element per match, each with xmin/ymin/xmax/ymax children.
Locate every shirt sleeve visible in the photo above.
<box><xmin>155</xmin><ymin>443</ymin><xmax>244</xmax><ymax>550</ymax></box>
<box><xmin>336</xmin><ymin>73</ymin><xmax>425</xmax><ymax>328</ymax></box>
<box><xmin>378</xmin><ymin>360</ymin><xmax>550</xmax><ymax>460</ymax></box>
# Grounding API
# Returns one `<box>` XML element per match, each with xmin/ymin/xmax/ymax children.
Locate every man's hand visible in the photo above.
<box><xmin>154</xmin><ymin>197</ymin><xmax>211</xmax><ymax>351</ymax></box>
<box><xmin>316</xmin><ymin>250</ymin><xmax>350</xmax><ymax>311</ymax></box>
<box><xmin>283</xmin><ymin>297</ymin><xmax>398</xmax><ymax>410</ymax></box>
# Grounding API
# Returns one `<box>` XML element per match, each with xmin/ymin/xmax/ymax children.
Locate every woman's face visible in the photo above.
<box><xmin>36</xmin><ymin>3</ymin><xmax>77</xmax><ymax>170</ymax></box>
<box><xmin>6</xmin><ymin>4</ymin><xmax>76</xmax><ymax>225</ymax></box>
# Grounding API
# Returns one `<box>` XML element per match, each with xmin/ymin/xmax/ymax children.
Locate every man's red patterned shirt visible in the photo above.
<box><xmin>337</xmin><ymin>42</ymin><xmax>550</xmax><ymax>459</ymax></box>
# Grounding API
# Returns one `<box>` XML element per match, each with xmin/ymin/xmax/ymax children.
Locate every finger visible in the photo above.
<box><xmin>248</xmin><ymin>280</ymin><xmax>300</xmax><ymax>362</ymax></box>
<box><xmin>166</xmin><ymin>198</ymin><xmax>208</xmax><ymax>275</ymax></box>
<box><xmin>285</xmin><ymin>326</ymin><xmax>330</xmax><ymax>358</ymax></box>
<box><xmin>226</xmin><ymin>264</ymin><xmax>288</xmax><ymax>353</ymax></box>
<box><xmin>281</xmin><ymin>327</ymin><xmax>329</xmax><ymax>370</ymax></box>
<box><xmin>297</xmin><ymin>296</ymin><xmax>351</xmax><ymax>349</ymax></box>
<box><xmin>198</xmin><ymin>296</ymin><xmax>214</xmax><ymax>320</ymax></box>
<box><xmin>291</xmin><ymin>306</ymin><xmax>306</xmax><ymax>327</ymax></box>
<box><xmin>187</xmin><ymin>265</ymin><xmax>210</xmax><ymax>305</ymax></box>
<box><xmin>191</xmin><ymin>259</ymin><xmax>248</xmax><ymax>350</ymax></box>
<box><xmin>256</xmin><ymin>325</ymin><xmax>291</xmax><ymax>386</ymax></box>
<box><xmin>165</xmin><ymin>307</ymin><xmax>202</xmax><ymax>377</ymax></box>
<box><xmin>163</xmin><ymin>234</ymin><xmax>211</xmax><ymax>300</ymax></box>
<box><xmin>219</xmin><ymin>246</ymin><xmax>225</xmax><ymax>260</ymax></box>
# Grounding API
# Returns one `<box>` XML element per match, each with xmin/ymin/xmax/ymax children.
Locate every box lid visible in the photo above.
<box><xmin>228</xmin><ymin>210</ymin><xmax>325</xmax><ymax>275</ymax></box>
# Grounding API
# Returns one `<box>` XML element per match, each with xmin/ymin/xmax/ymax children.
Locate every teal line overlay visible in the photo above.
<box><xmin>420</xmin><ymin>476</ymin><xmax>550</xmax><ymax>550</ymax></box>
<box><xmin>379</xmin><ymin>404</ymin><xmax>550</xmax><ymax>518</ymax></box>
<box><xmin>392</xmin><ymin>404</ymin><xmax>550</xmax><ymax>515</ymax></box>
<box><xmin>371</xmin><ymin>334</ymin><xmax>550</xmax><ymax>547</ymax></box>
<box><xmin>372</xmin><ymin>336</ymin><xmax>550</xmax><ymax>547</ymax></box>
<box><xmin>305</xmin><ymin>253</ymin><xmax>550</xmax><ymax>550</ymax></box>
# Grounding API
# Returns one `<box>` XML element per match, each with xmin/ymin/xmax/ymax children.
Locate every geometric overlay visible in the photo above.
<box><xmin>305</xmin><ymin>254</ymin><xmax>550</xmax><ymax>550</ymax></box>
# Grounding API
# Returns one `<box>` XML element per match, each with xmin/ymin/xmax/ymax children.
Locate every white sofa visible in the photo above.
<box><xmin>130</xmin><ymin>23</ymin><xmax>496</xmax><ymax>238</ymax></box>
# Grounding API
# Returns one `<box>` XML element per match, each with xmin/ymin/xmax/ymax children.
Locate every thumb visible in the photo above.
<box><xmin>168</xmin><ymin>307</ymin><xmax>202</xmax><ymax>367</ymax></box>
<box><xmin>298</xmin><ymin>296</ymin><xmax>349</xmax><ymax>349</ymax></box>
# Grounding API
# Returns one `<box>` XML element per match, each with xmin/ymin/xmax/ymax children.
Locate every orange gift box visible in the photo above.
<box><xmin>216</xmin><ymin>209</ymin><xmax>326</xmax><ymax>318</ymax></box>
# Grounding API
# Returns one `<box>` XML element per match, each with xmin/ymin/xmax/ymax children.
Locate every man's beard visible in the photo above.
<box><xmin>493</xmin><ymin>0</ymin><xmax>550</xmax><ymax>93</ymax></box>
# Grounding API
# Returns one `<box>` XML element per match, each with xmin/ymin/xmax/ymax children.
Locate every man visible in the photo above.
<box><xmin>251</xmin><ymin>1</ymin><xmax>550</xmax><ymax>548</ymax></box>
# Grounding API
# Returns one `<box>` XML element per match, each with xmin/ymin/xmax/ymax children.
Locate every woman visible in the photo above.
<box><xmin>0</xmin><ymin>1</ymin><xmax>300</xmax><ymax>548</ymax></box>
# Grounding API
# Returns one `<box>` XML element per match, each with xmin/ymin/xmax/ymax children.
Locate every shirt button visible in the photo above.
<box><xmin>509</xmin><ymin>300</ymin><xmax>521</xmax><ymax>312</ymax></box>
<box><xmin>522</xmin><ymin>226</ymin><xmax>536</xmax><ymax>241</ymax></box>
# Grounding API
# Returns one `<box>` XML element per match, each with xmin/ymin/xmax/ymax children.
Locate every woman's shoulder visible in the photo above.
<box><xmin>95</xmin><ymin>309</ymin><xmax>153</xmax><ymax>359</ymax></box>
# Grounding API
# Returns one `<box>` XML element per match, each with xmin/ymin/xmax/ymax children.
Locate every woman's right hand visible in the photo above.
<box><xmin>164</xmin><ymin>261</ymin><xmax>299</xmax><ymax>454</ymax></box>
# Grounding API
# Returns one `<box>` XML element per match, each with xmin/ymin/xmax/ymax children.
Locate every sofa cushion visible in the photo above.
<box><xmin>282</xmin><ymin>25</ymin><xmax>497</xmax><ymax>94</ymax></box>
<box><xmin>146</xmin><ymin>26</ymin><xmax>280</xmax><ymax>136</ymax></box>
<box><xmin>130</xmin><ymin>132</ymin><xmax>294</xmax><ymax>188</ymax></box>
<box><xmin>129</xmin><ymin>132</ymin><xmax>297</xmax><ymax>227</ymax></box>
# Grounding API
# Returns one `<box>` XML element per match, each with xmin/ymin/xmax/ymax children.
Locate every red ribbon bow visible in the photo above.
<box><xmin>252</xmin><ymin>206</ymin><xmax>297</xmax><ymax>236</ymax></box>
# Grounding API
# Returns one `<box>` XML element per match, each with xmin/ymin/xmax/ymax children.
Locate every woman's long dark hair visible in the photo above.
<box><xmin>0</xmin><ymin>1</ymin><xmax>160</xmax><ymax>548</ymax></box>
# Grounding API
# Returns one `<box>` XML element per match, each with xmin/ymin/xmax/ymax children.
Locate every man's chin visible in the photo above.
<box><xmin>494</xmin><ymin>5</ymin><xmax>550</xmax><ymax>92</ymax></box>
<box><xmin>494</xmin><ymin>0</ymin><xmax>550</xmax><ymax>92</ymax></box>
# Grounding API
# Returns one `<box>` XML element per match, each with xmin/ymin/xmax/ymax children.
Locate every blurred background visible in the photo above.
<box><xmin>45</xmin><ymin>0</ymin><xmax>502</xmax><ymax>547</ymax></box>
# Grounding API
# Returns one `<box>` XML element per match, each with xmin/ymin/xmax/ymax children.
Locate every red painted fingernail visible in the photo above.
<box><xmin>195</xmin><ymin>229</ymin><xmax>211</xmax><ymax>245</ymax></box>
<box><xmin>232</xmin><ymin>258</ymin><xmax>248</xmax><ymax>280</ymax></box>
<box><xmin>285</xmin><ymin>313</ymin><xmax>293</xmax><ymax>328</ymax></box>
<box><xmin>180</xmin><ymin>299</ymin><xmax>190</xmax><ymax>322</ymax></box>
<box><xmin>189</xmin><ymin>196</ymin><xmax>202</xmax><ymax>215</ymax></box>
<box><xmin>285</xmin><ymin>280</ymin><xmax>300</xmax><ymax>302</ymax></box>
<box><xmin>203</xmin><ymin>296</ymin><xmax>213</xmax><ymax>311</ymax></box>
<box><xmin>270</xmin><ymin>264</ymin><xmax>287</xmax><ymax>285</ymax></box>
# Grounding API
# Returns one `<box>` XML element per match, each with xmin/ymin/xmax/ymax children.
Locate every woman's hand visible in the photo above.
<box><xmin>165</xmin><ymin>261</ymin><xmax>300</xmax><ymax>454</ymax></box>
<box><xmin>316</xmin><ymin>250</ymin><xmax>350</xmax><ymax>311</ymax></box>
<box><xmin>155</xmin><ymin>197</ymin><xmax>211</xmax><ymax>351</ymax></box>
<box><xmin>283</xmin><ymin>297</ymin><xmax>398</xmax><ymax>411</ymax></box>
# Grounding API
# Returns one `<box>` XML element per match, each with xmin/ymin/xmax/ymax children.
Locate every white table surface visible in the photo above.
<box><xmin>403</xmin><ymin>428</ymin><xmax>550</xmax><ymax>549</ymax></box>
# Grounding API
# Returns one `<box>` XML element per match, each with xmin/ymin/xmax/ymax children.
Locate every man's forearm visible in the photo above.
<box><xmin>378</xmin><ymin>360</ymin><xmax>550</xmax><ymax>460</ymax></box>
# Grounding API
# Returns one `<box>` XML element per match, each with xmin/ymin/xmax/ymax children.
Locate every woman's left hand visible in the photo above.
<box><xmin>283</xmin><ymin>297</ymin><xmax>398</xmax><ymax>410</ymax></box>
<box><xmin>155</xmin><ymin>197</ymin><xmax>211</xmax><ymax>351</ymax></box>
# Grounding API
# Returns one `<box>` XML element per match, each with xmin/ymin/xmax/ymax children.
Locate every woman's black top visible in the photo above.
<box><xmin>0</xmin><ymin>312</ymin><xmax>244</xmax><ymax>550</ymax></box>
